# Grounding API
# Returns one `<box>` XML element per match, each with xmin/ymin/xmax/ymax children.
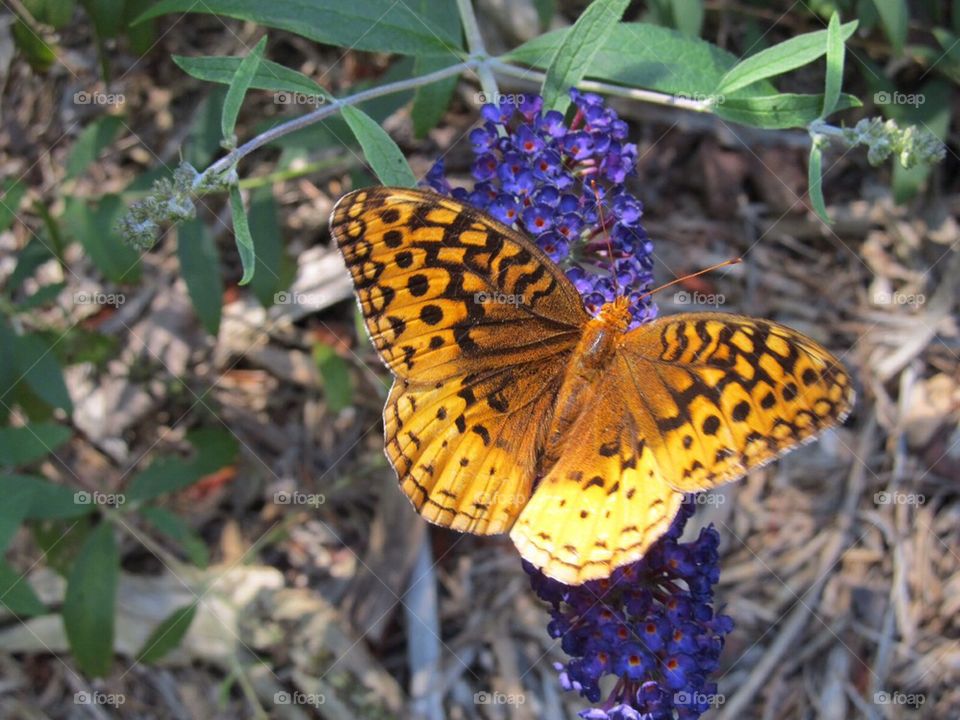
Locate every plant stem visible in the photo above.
<box><xmin>456</xmin><ymin>0</ymin><xmax>500</xmax><ymax>99</ymax></box>
<box><xmin>203</xmin><ymin>59</ymin><xmax>478</xmax><ymax>180</ymax></box>
<box><xmin>488</xmin><ymin>59</ymin><xmax>711</xmax><ymax>113</ymax></box>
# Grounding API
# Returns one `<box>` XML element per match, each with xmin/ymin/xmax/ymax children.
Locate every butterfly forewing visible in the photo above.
<box><xmin>331</xmin><ymin>187</ymin><xmax>587</xmax><ymax>535</ymax></box>
<box><xmin>330</xmin><ymin>187</ymin><xmax>587</xmax><ymax>383</ymax></box>
<box><xmin>619</xmin><ymin>313</ymin><xmax>855</xmax><ymax>493</ymax></box>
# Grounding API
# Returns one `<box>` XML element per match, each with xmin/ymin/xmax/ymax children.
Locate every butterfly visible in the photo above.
<box><xmin>330</xmin><ymin>186</ymin><xmax>854</xmax><ymax>585</ymax></box>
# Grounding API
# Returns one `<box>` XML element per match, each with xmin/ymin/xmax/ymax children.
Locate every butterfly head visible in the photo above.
<box><xmin>598</xmin><ymin>295</ymin><xmax>633</xmax><ymax>333</ymax></box>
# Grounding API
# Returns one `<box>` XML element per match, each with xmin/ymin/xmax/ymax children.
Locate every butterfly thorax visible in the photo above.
<box><xmin>541</xmin><ymin>299</ymin><xmax>631</xmax><ymax>469</ymax></box>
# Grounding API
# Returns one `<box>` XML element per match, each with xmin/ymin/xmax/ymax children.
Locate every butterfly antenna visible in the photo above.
<box><xmin>636</xmin><ymin>257</ymin><xmax>743</xmax><ymax>302</ymax></box>
<box><xmin>590</xmin><ymin>179</ymin><xmax>621</xmax><ymax>296</ymax></box>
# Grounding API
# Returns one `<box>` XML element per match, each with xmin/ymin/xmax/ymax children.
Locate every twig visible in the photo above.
<box><xmin>203</xmin><ymin>60</ymin><xmax>478</xmax><ymax>179</ymax></box>
<box><xmin>405</xmin><ymin>539</ymin><xmax>443</xmax><ymax>720</ymax></box>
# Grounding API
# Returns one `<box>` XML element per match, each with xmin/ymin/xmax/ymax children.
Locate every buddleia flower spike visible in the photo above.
<box><xmin>426</xmin><ymin>90</ymin><xmax>734</xmax><ymax>719</ymax></box>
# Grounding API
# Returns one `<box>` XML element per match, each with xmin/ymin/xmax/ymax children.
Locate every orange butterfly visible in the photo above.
<box><xmin>330</xmin><ymin>187</ymin><xmax>854</xmax><ymax>585</ymax></box>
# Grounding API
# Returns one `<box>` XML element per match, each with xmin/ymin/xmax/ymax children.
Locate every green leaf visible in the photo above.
<box><xmin>177</xmin><ymin>218</ymin><xmax>223</xmax><ymax>336</ymax></box>
<box><xmin>137</xmin><ymin>0</ymin><xmax>462</xmax><ymax>56</ymax></box>
<box><xmin>64</xmin><ymin>195</ymin><xmax>142</xmax><ymax>283</ymax></box>
<box><xmin>872</xmin><ymin>0</ymin><xmax>907</xmax><ymax>55</ymax></box>
<box><xmin>187</xmin><ymin>426</ymin><xmax>239</xmax><ymax>475</ymax></box>
<box><xmin>533</xmin><ymin>0</ymin><xmax>555</xmax><ymax>29</ymax></box>
<box><xmin>229</xmin><ymin>186</ymin><xmax>257</xmax><ymax>285</ymax></box>
<box><xmin>410</xmin><ymin>0</ymin><xmax>460</xmax><ymax>138</ymax></box>
<box><xmin>670</xmin><ymin>0</ymin><xmax>704</xmax><ymax>37</ymax></box>
<box><xmin>221</xmin><ymin>35</ymin><xmax>267</xmax><ymax>141</ymax></box>
<box><xmin>714</xmin><ymin>92</ymin><xmax>861</xmax><ymax>129</ymax></box>
<box><xmin>66</xmin><ymin>116</ymin><xmax>123</xmax><ymax>180</ymax></box>
<box><xmin>173</xmin><ymin>55</ymin><xmax>331</xmax><ymax>97</ymax></box>
<box><xmin>127</xmin><ymin>428</ymin><xmax>237</xmax><ymax>503</ymax></box>
<box><xmin>13</xmin><ymin>333</ymin><xmax>73</xmax><ymax>413</ymax></box>
<box><xmin>63</xmin><ymin>522</ymin><xmax>118</xmax><ymax>677</ymax></box>
<box><xmin>411</xmin><ymin>55</ymin><xmax>461</xmax><ymax>139</ymax></box>
<box><xmin>136</xmin><ymin>603</ymin><xmax>198</xmax><ymax>663</ymax></box>
<box><xmin>141</xmin><ymin>507</ymin><xmax>209</xmax><ymax>567</ymax></box>
<box><xmin>187</xmin><ymin>88</ymin><xmax>227</xmax><ymax>169</ymax></box>
<box><xmin>15</xmin><ymin>282</ymin><xmax>67</xmax><ymax>312</ymax></box>
<box><xmin>248</xmin><ymin>187</ymin><xmax>286</xmax><ymax>308</ymax></box>
<box><xmin>0</xmin><ymin>423</ymin><xmax>72</xmax><ymax>467</ymax></box>
<box><xmin>313</xmin><ymin>343</ymin><xmax>352</xmax><ymax>413</ymax></box>
<box><xmin>0</xmin><ymin>483</ymin><xmax>37</xmax><ymax>551</ymax></box>
<box><xmin>931</xmin><ymin>28</ymin><xmax>960</xmax><ymax>80</ymax></box>
<box><xmin>822</xmin><ymin>13</ymin><xmax>844</xmax><ymax>117</ymax></box>
<box><xmin>25</xmin><ymin>0</ymin><xmax>76</xmax><ymax>28</ymax></box>
<box><xmin>341</xmin><ymin>106</ymin><xmax>416</xmax><ymax>187</ymax></box>
<box><xmin>7</xmin><ymin>238</ymin><xmax>54</xmax><ymax>294</ymax></box>
<box><xmin>265</xmin><ymin>56</ymin><xmax>416</xmax><ymax>157</ymax></box>
<box><xmin>505</xmin><ymin>22</ymin><xmax>775</xmax><ymax>98</ymax></box>
<box><xmin>716</xmin><ymin>20</ymin><xmax>858</xmax><ymax>94</ymax></box>
<box><xmin>82</xmin><ymin>0</ymin><xmax>126</xmax><ymax>39</ymax></box>
<box><xmin>808</xmin><ymin>143</ymin><xmax>830</xmax><ymax>223</ymax></box>
<box><xmin>541</xmin><ymin>0</ymin><xmax>630</xmax><ymax>113</ymax></box>
<box><xmin>123</xmin><ymin>0</ymin><xmax>156</xmax><ymax>55</ymax></box>
<box><xmin>11</xmin><ymin>20</ymin><xmax>56</xmax><ymax>72</ymax></box>
<box><xmin>0</xmin><ymin>179</ymin><xmax>27</xmax><ymax>232</ymax></box>
<box><xmin>0</xmin><ymin>560</ymin><xmax>47</xmax><ymax>616</ymax></box>
<box><xmin>0</xmin><ymin>473</ymin><xmax>97</xmax><ymax>519</ymax></box>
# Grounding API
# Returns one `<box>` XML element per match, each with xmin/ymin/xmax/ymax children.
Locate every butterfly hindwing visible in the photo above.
<box><xmin>386</xmin><ymin>362</ymin><xmax>564</xmax><ymax>535</ymax></box>
<box><xmin>330</xmin><ymin>187</ymin><xmax>587</xmax><ymax>383</ymax></box>
<box><xmin>510</xmin><ymin>379</ymin><xmax>684</xmax><ymax>585</ymax></box>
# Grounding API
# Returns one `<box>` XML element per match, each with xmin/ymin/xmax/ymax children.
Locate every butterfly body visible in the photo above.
<box><xmin>544</xmin><ymin>298</ymin><xmax>630</xmax><ymax>468</ymax></box>
<box><xmin>331</xmin><ymin>186</ymin><xmax>854</xmax><ymax>585</ymax></box>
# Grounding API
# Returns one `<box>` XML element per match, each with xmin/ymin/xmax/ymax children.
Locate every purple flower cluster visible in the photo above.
<box><xmin>525</xmin><ymin>500</ymin><xmax>733</xmax><ymax>720</ymax></box>
<box><xmin>425</xmin><ymin>89</ymin><xmax>656</xmax><ymax>327</ymax></box>
<box><xmin>426</xmin><ymin>89</ymin><xmax>732</xmax><ymax>718</ymax></box>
